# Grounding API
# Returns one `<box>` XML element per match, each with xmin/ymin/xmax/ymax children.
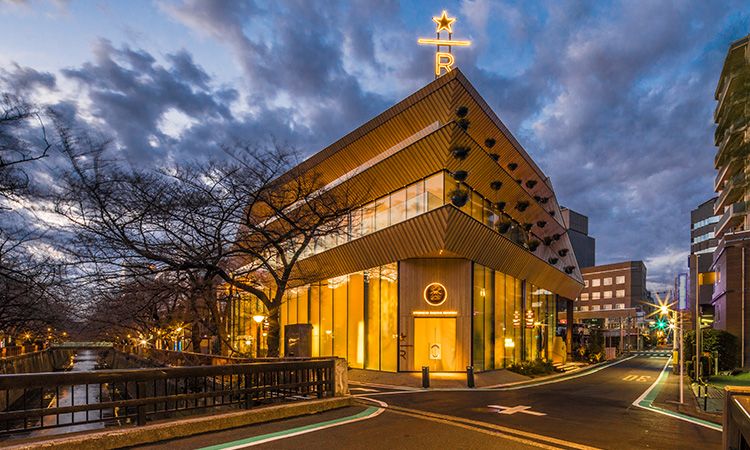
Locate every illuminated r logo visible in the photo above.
<box><xmin>435</xmin><ymin>52</ymin><xmax>455</xmax><ymax>76</ymax></box>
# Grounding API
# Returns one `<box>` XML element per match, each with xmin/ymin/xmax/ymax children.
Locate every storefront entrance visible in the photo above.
<box><xmin>413</xmin><ymin>317</ymin><xmax>457</xmax><ymax>371</ymax></box>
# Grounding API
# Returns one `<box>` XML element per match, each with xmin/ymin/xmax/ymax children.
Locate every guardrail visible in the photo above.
<box><xmin>0</xmin><ymin>346</ymin><xmax>44</xmax><ymax>359</ymax></box>
<box><xmin>723</xmin><ymin>386</ymin><xmax>750</xmax><ymax>449</ymax></box>
<box><xmin>0</xmin><ymin>359</ymin><xmax>336</xmax><ymax>437</ymax></box>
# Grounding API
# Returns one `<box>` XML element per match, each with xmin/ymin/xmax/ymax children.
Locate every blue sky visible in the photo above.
<box><xmin>2</xmin><ymin>0</ymin><xmax>749</xmax><ymax>291</ymax></box>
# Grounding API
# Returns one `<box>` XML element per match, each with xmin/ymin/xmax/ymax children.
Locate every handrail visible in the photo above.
<box><xmin>0</xmin><ymin>358</ymin><xmax>337</xmax><ymax>437</ymax></box>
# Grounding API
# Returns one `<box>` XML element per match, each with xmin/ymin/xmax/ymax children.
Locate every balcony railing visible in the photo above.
<box><xmin>716</xmin><ymin>201</ymin><xmax>748</xmax><ymax>237</ymax></box>
<box><xmin>716</xmin><ymin>172</ymin><xmax>747</xmax><ymax>213</ymax></box>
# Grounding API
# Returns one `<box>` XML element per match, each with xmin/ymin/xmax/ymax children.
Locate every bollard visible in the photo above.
<box><xmin>422</xmin><ymin>366</ymin><xmax>430</xmax><ymax>388</ymax></box>
<box><xmin>466</xmin><ymin>366</ymin><xmax>475</xmax><ymax>388</ymax></box>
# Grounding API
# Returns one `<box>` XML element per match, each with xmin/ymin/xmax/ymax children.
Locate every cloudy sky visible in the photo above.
<box><xmin>1</xmin><ymin>0</ymin><xmax>749</xmax><ymax>291</ymax></box>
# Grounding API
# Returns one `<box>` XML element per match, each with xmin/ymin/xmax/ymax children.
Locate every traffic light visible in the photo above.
<box><xmin>655</xmin><ymin>319</ymin><xmax>668</xmax><ymax>330</ymax></box>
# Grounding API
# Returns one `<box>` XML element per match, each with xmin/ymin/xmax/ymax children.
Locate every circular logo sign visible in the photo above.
<box><xmin>423</xmin><ymin>282</ymin><xmax>447</xmax><ymax>306</ymax></box>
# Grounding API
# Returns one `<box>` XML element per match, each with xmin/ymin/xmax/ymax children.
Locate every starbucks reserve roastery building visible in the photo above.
<box><xmin>246</xmin><ymin>69</ymin><xmax>584</xmax><ymax>372</ymax></box>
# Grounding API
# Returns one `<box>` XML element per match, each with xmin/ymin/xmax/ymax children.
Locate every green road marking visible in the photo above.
<box><xmin>632</xmin><ymin>357</ymin><xmax>722</xmax><ymax>432</ymax></box>
<box><xmin>198</xmin><ymin>406</ymin><xmax>381</xmax><ymax>450</ymax></box>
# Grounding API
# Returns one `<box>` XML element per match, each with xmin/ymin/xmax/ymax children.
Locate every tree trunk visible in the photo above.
<box><xmin>266</xmin><ymin>305</ymin><xmax>281</xmax><ymax>357</ymax></box>
<box><xmin>190</xmin><ymin>321</ymin><xmax>202</xmax><ymax>353</ymax></box>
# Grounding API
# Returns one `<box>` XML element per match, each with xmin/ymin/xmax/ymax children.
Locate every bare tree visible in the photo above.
<box><xmin>55</xmin><ymin>129</ymin><xmax>358</xmax><ymax>356</ymax></box>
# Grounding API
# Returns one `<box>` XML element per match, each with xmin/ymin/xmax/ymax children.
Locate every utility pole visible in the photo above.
<box><xmin>679</xmin><ymin>309</ymin><xmax>684</xmax><ymax>404</ymax></box>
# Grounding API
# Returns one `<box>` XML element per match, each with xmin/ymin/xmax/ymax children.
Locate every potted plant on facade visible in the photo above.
<box><xmin>451</xmin><ymin>146</ymin><xmax>470</xmax><ymax>160</ymax></box>
<box><xmin>515</xmin><ymin>200</ymin><xmax>529</xmax><ymax>212</ymax></box>
<box><xmin>537</xmin><ymin>220</ymin><xmax>547</xmax><ymax>228</ymax></box>
<box><xmin>452</xmin><ymin>170</ymin><xmax>468</xmax><ymax>182</ymax></box>
<box><xmin>485</xmin><ymin>137</ymin><xmax>496</xmax><ymax>148</ymax></box>
<box><xmin>558</xmin><ymin>248</ymin><xmax>569</xmax><ymax>257</ymax></box>
<box><xmin>495</xmin><ymin>201</ymin><xmax>506</xmax><ymax>211</ymax></box>
<box><xmin>525</xmin><ymin>179</ymin><xmax>537</xmax><ymax>189</ymax></box>
<box><xmin>564</xmin><ymin>266</ymin><xmax>575</xmax><ymax>274</ymax></box>
<box><xmin>450</xmin><ymin>188</ymin><xmax>469</xmax><ymax>207</ymax></box>
<box><xmin>497</xmin><ymin>219</ymin><xmax>512</xmax><ymax>234</ymax></box>
<box><xmin>490</xmin><ymin>180</ymin><xmax>502</xmax><ymax>190</ymax></box>
<box><xmin>507</xmin><ymin>162</ymin><xmax>518</xmax><ymax>171</ymax></box>
<box><xmin>548</xmin><ymin>257</ymin><xmax>559</xmax><ymax>265</ymax></box>
<box><xmin>527</xmin><ymin>240</ymin><xmax>540</xmax><ymax>251</ymax></box>
<box><xmin>456</xmin><ymin>106</ymin><xmax>469</xmax><ymax>117</ymax></box>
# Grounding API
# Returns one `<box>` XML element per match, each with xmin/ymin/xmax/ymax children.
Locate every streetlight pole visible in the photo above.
<box><xmin>679</xmin><ymin>309</ymin><xmax>684</xmax><ymax>404</ymax></box>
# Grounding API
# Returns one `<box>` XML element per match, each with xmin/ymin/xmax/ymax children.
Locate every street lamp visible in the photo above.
<box><xmin>252</xmin><ymin>315</ymin><xmax>266</xmax><ymax>357</ymax></box>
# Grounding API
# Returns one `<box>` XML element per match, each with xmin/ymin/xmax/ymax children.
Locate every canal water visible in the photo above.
<box><xmin>32</xmin><ymin>349</ymin><xmax>108</xmax><ymax>437</ymax></box>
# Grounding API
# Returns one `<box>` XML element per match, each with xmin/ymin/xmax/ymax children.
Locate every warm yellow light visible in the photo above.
<box><xmin>412</xmin><ymin>310</ymin><xmax>458</xmax><ymax>316</ymax></box>
<box><xmin>417</xmin><ymin>38</ymin><xmax>471</xmax><ymax>47</ymax></box>
<box><xmin>253</xmin><ymin>314</ymin><xmax>266</xmax><ymax>324</ymax></box>
<box><xmin>175</xmin><ymin>327</ymin><xmax>183</xmax><ymax>333</ymax></box>
<box><xmin>504</xmin><ymin>338</ymin><xmax>515</xmax><ymax>348</ymax></box>
<box><xmin>660</xmin><ymin>305</ymin><xmax>669</xmax><ymax>315</ymax></box>
<box><xmin>432</xmin><ymin>10</ymin><xmax>456</xmax><ymax>33</ymax></box>
<box><xmin>139</xmin><ymin>339</ymin><xmax>148</xmax><ymax>345</ymax></box>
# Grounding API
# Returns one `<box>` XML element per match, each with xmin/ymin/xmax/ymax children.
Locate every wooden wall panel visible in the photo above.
<box><xmin>398</xmin><ymin>258</ymin><xmax>472</xmax><ymax>372</ymax></box>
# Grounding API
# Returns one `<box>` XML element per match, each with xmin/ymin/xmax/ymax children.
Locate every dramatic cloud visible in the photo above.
<box><xmin>1</xmin><ymin>0</ymin><xmax>749</xmax><ymax>289</ymax></box>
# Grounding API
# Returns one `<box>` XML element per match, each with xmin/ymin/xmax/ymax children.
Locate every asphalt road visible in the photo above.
<box><xmin>134</xmin><ymin>354</ymin><xmax>722</xmax><ymax>450</ymax></box>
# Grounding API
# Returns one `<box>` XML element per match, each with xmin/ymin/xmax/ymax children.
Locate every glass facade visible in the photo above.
<box><xmin>281</xmin><ymin>263</ymin><xmax>398</xmax><ymax>371</ymax></box>
<box><xmin>473</xmin><ymin>264</ymin><xmax>557</xmax><ymax>370</ymax></box>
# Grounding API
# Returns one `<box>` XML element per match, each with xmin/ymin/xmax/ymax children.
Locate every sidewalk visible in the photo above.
<box><xmin>652</xmin><ymin>368</ymin><xmax>722</xmax><ymax>425</ymax></box>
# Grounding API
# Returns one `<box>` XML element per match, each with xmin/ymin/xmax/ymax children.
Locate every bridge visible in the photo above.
<box><xmin>0</xmin><ymin>344</ymin><xmax>344</xmax><ymax>442</ymax></box>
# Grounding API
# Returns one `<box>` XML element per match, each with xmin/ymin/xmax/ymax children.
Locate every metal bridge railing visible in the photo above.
<box><xmin>0</xmin><ymin>359</ymin><xmax>336</xmax><ymax>437</ymax></box>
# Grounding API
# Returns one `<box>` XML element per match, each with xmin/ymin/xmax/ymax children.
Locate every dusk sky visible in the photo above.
<box><xmin>2</xmin><ymin>0</ymin><xmax>749</xmax><ymax>291</ymax></box>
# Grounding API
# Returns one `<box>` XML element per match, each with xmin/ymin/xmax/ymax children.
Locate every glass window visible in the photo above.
<box><xmin>603</xmin><ymin>277</ymin><xmax>612</xmax><ymax>286</ymax></box>
<box><xmin>288</xmin><ymin>290</ymin><xmax>298</xmax><ymax>324</ymax></box>
<box><xmin>473</xmin><ymin>265</ymin><xmax>485</xmax><ymax>370</ymax></box>
<box><xmin>374</xmin><ymin>197</ymin><xmax>390</xmax><ymax>231</ymax></box>
<box><xmin>405</xmin><ymin>181</ymin><xmax>425</xmax><ymax>219</ymax></box>
<box><xmin>350</xmin><ymin>208</ymin><xmax>362</xmax><ymax>240</ymax></box>
<box><xmin>616</xmin><ymin>276</ymin><xmax>625</xmax><ymax>284</ymax></box>
<box><xmin>603</xmin><ymin>304</ymin><xmax>612</xmax><ymax>310</ymax></box>
<box><xmin>365</xmin><ymin>268</ymin><xmax>380</xmax><ymax>370</ymax></box>
<box><xmin>592</xmin><ymin>292</ymin><xmax>601</xmax><ymax>300</ymax></box>
<box><xmin>581</xmin><ymin>305</ymin><xmax>589</xmax><ymax>311</ymax></box>
<box><xmin>591</xmin><ymin>305</ymin><xmax>600</xmax><ymax>311</ymax></box>
<box><xmin>484</xmin><ymin>199</ymin><xmax>496</xmax><ymax>228</ymax></box>
<box><xmin>320</xmin><ymin>281</ymin><xmax>333</xmax><ymax>356</ymax></box>
<box><xmin>584</xmin><ymin>280</ymin><xmax>589</xmax><ymax>287</ymax></box>
<box><xmin>616</xmin><ymin>289</ymin><xmax>625</xmax><ymax>298</ymax></box>
<box><xmin>616</xmin><ymin>303</ymin><xmax>625</xmax><ymax>309</ymax></box>
<box><xmin>310</xmin><ymin>284</ymin><xmax>320</xmax><ymax>357</ymax></box>
<box><xmin>603</xmin><ymin>291</ymin><xmax>612</xmax><ymax>299</ymax></box>
<box><xmin>332</xmin><ymin>277</ymin><xmax>348</xmax><ymax>359</ymax></box>
<box><xmin>425</xmin><ymin>173</ymin><xmax>444</xmax><ymax>211</ymax></box>
<box><xmin>471</xmin><ymin>191</ymin><xmax>484</xmax><ymax>222</ymax></box>
<box><xmin>348</xmin><ymin>273</ymin><xmax>365</xmax><ymax>369</ymax></box>
<box><xmin>390</xmin><ymin>189</ymin><xmax>406</xmax><ymax>225</ymax></box>
<box><xmin>361</xmin><ymin>203</ymin><xmax>376</xmax><ymax>236</ymax></box>
<box><xmin>580</xmin><ymin>293</ymin><xmax>589</xmax><ymax>301</ymax></box>
<box><xmin>592</xmin><ymin>279</ymin><xmax>600</xmax><ymax>287</ymax></box>
<box><xmin>380</xmin><ymin>263</ymin><xmax>398</xmax><ymax>372</ymax></box>
<box><xmin>298</xmin><ymin>287</ymin><xmax>308</xmax><ymax>324</ymax></box>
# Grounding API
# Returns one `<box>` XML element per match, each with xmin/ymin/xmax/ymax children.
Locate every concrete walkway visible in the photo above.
<box><xmin>348</xmin><ymin>367</ymin><xmax>530</xmax><ymax>389</ymax></box>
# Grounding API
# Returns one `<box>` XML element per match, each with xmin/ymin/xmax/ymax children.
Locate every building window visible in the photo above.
<box><xmin>592</xmin><ymin>279</ymin><xmax>600</xmax><ymax>287</ymax></box>
<box><xmin>616</xmin><ymin>289</ymin><xmax>625</xmax><ymax>298</ymax></box>
<box><xmin>581</xmin><ymin>293</ymin><xmax>589</xmax><ymax>301</ymax></box>
<box><xmin>584</xmin><ymin>280</ymin><xmax>589</xmax><ymax>288</ymax></box>
<box><xmin>592</xmin><ymin>292</ymin><xmax>601</xmax><ymax>300</ymax></box>
<box><xmin>603</xmin><ymin>277</ymin><xmax>612</xmax><ymax>286</ymax></box>
<box><xmin>616</xmin><ymin>303</ymin><xmax>625</xmax><ymax>309</ymax></box>
<box><xmin>581</xmin><ymin>306</ymin><xmax>589</xmax><ymax>311</ymax></box>
<box><xmin>591</xmin><ymin>305</ymin><xmax>600</xmax><ymax>311</ymax></box>
<box><xmin>574</xmin><ymin>306</ymin><xmax>579</xmax><ymax>311</ymax></box>
<box><xmin>603</xmin><ymin>304</ymin><xmax>612</xmax><ymax>310</ymax></box>
<box><xmin>616</xmin><ymin>276</ymin><xmax>625</xmax><ymax>284</ymax></box>
<box><xmin>603</xmin><ymin>291</ymin><xmax>612</xmax><ymax>299</ymax></box>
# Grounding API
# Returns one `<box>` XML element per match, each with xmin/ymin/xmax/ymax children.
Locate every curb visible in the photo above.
<box><xmin>5</xmin><ymin>397</ymin><xmax>353</xmax><ymax>450</ymax></box>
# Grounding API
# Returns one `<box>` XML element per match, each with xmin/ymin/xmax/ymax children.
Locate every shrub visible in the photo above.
<box><xmin>507</xmin><ymin>359</ymin><xmax>555</xmax><ymax>376</ymax></box>
<box><xmin>684</xmin><ymin>329</ymin><xmax>738</xmax><ymax>371</ymax></box>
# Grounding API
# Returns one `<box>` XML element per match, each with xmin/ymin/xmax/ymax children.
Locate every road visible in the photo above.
<box><xmin>135</xmin><ymin>354</ymin><xmax>722</xmax><ymax>449</ymax></box>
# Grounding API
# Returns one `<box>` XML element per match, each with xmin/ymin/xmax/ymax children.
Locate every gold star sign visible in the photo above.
<box><xmin>433</xmin><ymin>10</ymin><xmax>456</xmax><ymax>33</ymax></box>
<box><xmin>418</xmin><ymin>10</ymin><xmax>471</xmax><ymax>78</ymax></box>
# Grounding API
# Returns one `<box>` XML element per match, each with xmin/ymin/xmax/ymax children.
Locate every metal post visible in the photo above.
<box><xmin>422</xmin><ymin>366</ymin><xmax>430</xmax><ymax>388</ymax></box>
<box><xmin>466</xmin><ymin>366</ymin><xmax>475</xmax><ymax>388</ymax></box>
<box><xmin>679</xmin><ymin>310</ymin><xmax>684</xmax><ymax>404</ymax></box>
<box><xmin>695</xmin><ymin>255</ymin><xmax>701</xmax><ymax>382</ymax></box>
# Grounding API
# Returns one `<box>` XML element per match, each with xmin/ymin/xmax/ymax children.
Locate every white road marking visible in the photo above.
<box><xmin>488</xmin><ymin>405</ymin><xmax>547</xmax><ymax>416</ymax></box>
<box><xmin>349</xmin><ymin>387</ymin><xmax>379</xmax><ymax>392</ymax></box>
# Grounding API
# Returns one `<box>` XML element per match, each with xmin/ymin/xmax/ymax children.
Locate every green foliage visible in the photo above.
<box><xmin>507</xmin><ymin>359</ymin><xmax>555</xmax><ymax>376</ymax></box>
<box><xmin>684</xmin><ymin>329</ymin><xmax>738</xmax><ymax>371</ymax></box>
